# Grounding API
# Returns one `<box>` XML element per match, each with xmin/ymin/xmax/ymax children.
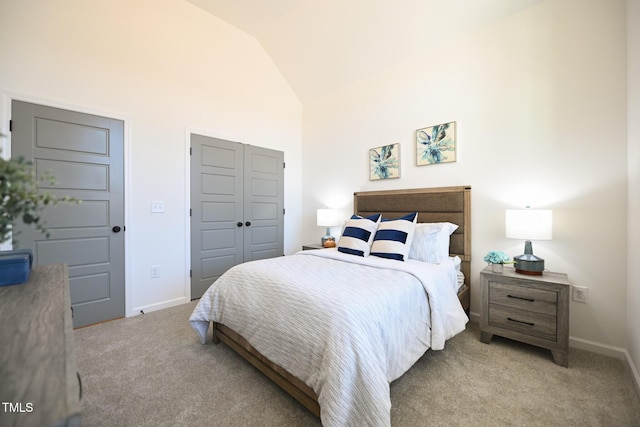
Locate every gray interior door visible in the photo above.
<box><xmin>190</xmin><ymin>135</ymin><xmax>284</xmax><ymax>299</ymax></box>
<box><xmin>190</xmin><ymin>135</ymin><xmax>244</xmax><ymax>299</ymax></box>
<box><xmin>11</xmin><ymin>100</ymin><xmax>125</xmax><ymax>328</ymax></box>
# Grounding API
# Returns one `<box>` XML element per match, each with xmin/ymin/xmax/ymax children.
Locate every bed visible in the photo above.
<box><xmin>190</xmin><ymin>186</ymin><xmax>472</xmax><ymax>426</ymax></box>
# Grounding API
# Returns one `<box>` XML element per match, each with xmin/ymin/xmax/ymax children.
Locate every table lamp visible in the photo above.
<box><xmin>505</xmin><ymin>208</ymin><xmax>552</xmax><ymax>275</ymax></box>
<box><xmin>317</xmin><ymin>209</ymin><xmax>340</xmax><ymax>245</ymax></box>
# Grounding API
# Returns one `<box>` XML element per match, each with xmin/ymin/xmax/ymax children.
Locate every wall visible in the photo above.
<box><xmin>627</xmin><ymin>0</ymin><xmax>640</xmax><ymax>389</ymax></box>
<box><xmin>302</xmin><ymin>0</ymin><xmax>629</xmax><ymax>351</ymax></box>
<box><xmin>0</xmin><ymin>0</ymin><xmax>302</xmax><ymax>315</ymax></box>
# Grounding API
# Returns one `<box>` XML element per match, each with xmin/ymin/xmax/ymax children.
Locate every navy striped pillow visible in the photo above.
<box><xmin>370</xmin><ymin>212</ymin><xmax>418</xmax><ymax>261</ymax></box>
<box><xmin>337</xmin><ymin>214</ymin><xmax>381</xmax><ymax>257</ymax></box>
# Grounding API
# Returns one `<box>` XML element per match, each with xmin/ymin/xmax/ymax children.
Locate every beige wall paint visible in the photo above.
<box><xmin>0</xmin><ymin>0</ymin><xmax>303</xmax><ymax>315</ymax></box>
<box><xmin>302</xmin><ymin>0</ymin><xmax>629</xmax><ymax>351</ymax></box>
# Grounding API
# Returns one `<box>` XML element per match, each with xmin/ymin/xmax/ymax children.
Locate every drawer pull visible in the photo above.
<box><xmin>77</xmin><ymin>371</ymin><xmax>83</xmax><ymax>400</ymax></box>
<box><xmin>507</xmin><ymin>294</ymin><xmax>534</xmax><ymax>302</ymax></box>
<box><xmin>507</xmin><ymin>317</ymin><xmax>535</xmax><ymax>326</ymax></box>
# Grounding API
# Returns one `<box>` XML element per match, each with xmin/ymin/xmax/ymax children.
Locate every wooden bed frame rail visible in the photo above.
<box><xmin>212</xmin><ymin>323</ymin><xmax>321</xmax><ymax>416</ymax></box>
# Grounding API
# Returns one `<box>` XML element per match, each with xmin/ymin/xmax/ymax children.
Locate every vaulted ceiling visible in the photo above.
<box><xmin>187</xmin><ymin>0</ymin><xmax>545</xmax><ymax>103</ymax></box>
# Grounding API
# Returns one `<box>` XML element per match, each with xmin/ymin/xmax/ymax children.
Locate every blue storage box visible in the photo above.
<box><xmin>0</xmin><ymin>249</ymin><xmax>33</xmax><ymax>286</ymax></box>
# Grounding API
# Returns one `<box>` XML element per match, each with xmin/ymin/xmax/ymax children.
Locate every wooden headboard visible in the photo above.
<box><xmin>354</xmin><ymin>186</ymin><xmax>472</xmax><ymax>311</ymax></box>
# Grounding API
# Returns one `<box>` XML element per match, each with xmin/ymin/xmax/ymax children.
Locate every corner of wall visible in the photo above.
<box><xmin>627</xmin><ymin>0</ymin><xmax>640</xmax><ymax>399</ymax></box>
<box><xmin>626</xmin><ymin>350</ymin><xmax>640</xmax><ymax>399</ymax></box>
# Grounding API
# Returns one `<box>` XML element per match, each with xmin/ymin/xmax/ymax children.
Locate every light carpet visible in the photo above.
<box><xmin>74</xmin><ymin>301</ymin><xmax>640</xmax><ymax>426</ymax></box>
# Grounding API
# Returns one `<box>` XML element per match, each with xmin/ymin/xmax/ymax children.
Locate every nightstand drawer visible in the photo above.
<box><xmin>488</xmin><ymin>304</ymin><xmax>557</xmax><ymax>341</ymax></box>
<box><xmin>489</xmin><ymin>282</ymin><xmax>557</xmax><ymax>316</ymax></box>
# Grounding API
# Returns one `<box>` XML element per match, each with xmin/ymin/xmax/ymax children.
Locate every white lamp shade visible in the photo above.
<box><xmin>505</xmin><ymin>209</ymin><xmax>552</xmax><ymax>240</ymax></box>
<box><xmin>317</xmin><ymin>209</ymin><xmax>340</xmax><ymax>227</ymax></box>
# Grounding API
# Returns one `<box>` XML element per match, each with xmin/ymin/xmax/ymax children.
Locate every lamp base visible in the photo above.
<box><xmin>321</xmin><ymin>227</ymin><xmax>334</xmax><ymax>246</ymax></box>
<box><xmin>513</xmin><ymin>253</ymin><xmax>545</xmax><ymax>275</ymax></box>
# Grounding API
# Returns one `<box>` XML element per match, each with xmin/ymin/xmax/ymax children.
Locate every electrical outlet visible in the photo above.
<box><xmin>150</xmin><ymin>265</ymin><xmax>160</xmax><ymax>278</ymax></box>
<box><xmin>572</xmin><ymin>285</ymin><xmax>588</xmax><ymax>303</ymax></box>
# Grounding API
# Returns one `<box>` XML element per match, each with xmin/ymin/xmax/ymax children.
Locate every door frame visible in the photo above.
<box><xmin>1</xmin><ymin>90</ymin><xmax>133</xmax><ymax>317</ymax></box>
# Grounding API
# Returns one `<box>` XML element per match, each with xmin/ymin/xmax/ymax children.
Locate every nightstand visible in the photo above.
<box><xmin>302</xmin><ymin>243</ymin><xmax>324</xmax><ymax>250</ymax></box>
<box><xmin>480</xmin><ymin>266</ymin><xmax>570</xmax><ymax>367</ymax></box>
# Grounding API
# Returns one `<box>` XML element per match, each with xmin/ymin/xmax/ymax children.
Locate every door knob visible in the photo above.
<box><xmin>237</xmin><ymin>222</ymin><xmax>243</xmax><ymax>227</ymax></box>
<box><xmin>245</xmin><ymin>221</ymin><xmax>251</xmax><ymax>227</ymax></box>
<box><xmin>112</xmin><ymin>226</ymin><xmax>122</xmax><ymax>233</ymax></box>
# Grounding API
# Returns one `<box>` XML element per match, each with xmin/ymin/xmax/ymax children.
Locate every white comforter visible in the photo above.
<box><xmin>190</xmin><ymin>249</ymin><xmax>468</xmax><ymax>427</ymax></box>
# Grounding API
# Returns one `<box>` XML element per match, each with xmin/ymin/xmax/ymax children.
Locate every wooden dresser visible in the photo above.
<box><xmin>480</xmin><ymin>266</ymin><xmax>570</xmax><ymax>367</ymax></box>
<box><xmin>0</xmin><ymin>264</ymin><xmax>82</xmax><ymax>427</ymax></box>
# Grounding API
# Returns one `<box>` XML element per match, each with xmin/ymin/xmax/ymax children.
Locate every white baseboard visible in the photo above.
<box><xmin>569</xmin><ymin>338</ymin><xmax>640</xmax><ymax>396</ymax></box>
<box><xmin>469</xmin><ymin>312</ymin><xmax>640</xmax><ymax>396</ymax></box>
<box><xmin>573</xmin><ymin>337</ymin><xmax>640</xmax><ymax>398</ymax></box>
<box><xmin>130</xmin><ymin>297</ymin><xmax>189</xmax><ymax>316</ymax></box>
<box><xmin>569</xmin><ymin>335</ymin><xmax>627</xmax><ymax>360</ymax></box>
<box><xmin>625</xmin><ymin>350</ymin><xmax>640</xmax><ymax>398</ymax></box>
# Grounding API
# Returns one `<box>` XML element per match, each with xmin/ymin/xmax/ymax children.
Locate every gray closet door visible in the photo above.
<box><xmin>11</xmin><ymin>100</ymin><xmax>125</xmax><ymax>328</ymax></box>
<box><xmin>190</xmin><ymin>135</ymin><xmax>244</xmax><ymax>299</ymax></box>
<box><xmin>243</xmin><ymin>145</ymin><xmax>284</xmax><ymax>261</ymax></box>
<box><xmin>190</xmin><ymin>135</ymin><xmax>284</xmax><ymax>299</ymax></box>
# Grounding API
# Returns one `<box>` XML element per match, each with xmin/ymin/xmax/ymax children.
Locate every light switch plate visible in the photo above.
<box><xmin>151</xmin><ymin>201</ymin><xmax>165</xmax><ymax>213</ymax></box>
<box><xmin>150</xmin><ymin>265</ymin><xmax>160</xmax><ymax>278</ymax></box>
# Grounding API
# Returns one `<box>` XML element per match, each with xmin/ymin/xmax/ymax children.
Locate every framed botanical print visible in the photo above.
<box><xmin>369</xmin><ymin>143</ymin><xmax>400</xmax><ymax>180</ymax></box>
<box><xmin>416</xmin><ymin>121</ymin><xmax>456</xmax><ymax>166</ymax></box>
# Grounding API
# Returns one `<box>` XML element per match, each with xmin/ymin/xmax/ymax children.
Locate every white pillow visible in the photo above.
<box><xmin>337</xmin><ymin>214</ymin><xmax>381</xmax><ymax>257</ymax></box>
<box><xmin>370</xmin><ymin>212</ymin><xmax>418</xmax><ymax>261</ymax></box>
<box><xmin>408</xmin><ymin>222</ymin><xmax>458</xmax><ymax>263</ymax></box>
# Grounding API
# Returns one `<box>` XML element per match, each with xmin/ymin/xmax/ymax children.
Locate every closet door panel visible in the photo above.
<box><xmin>243</xmin><ymin>145</ymin><xmax>284</xmax><ymax>261</ymax></box>
<box><xmin>190</xmin><ymin>135</ymin><xmax>243</xmax><ymax>299</ymax></box>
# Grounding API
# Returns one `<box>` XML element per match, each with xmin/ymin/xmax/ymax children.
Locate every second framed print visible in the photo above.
<box><xmin>416</xmin><ymin>121</ymin><xmax>456</xmax><ymax>166</ymax></box>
